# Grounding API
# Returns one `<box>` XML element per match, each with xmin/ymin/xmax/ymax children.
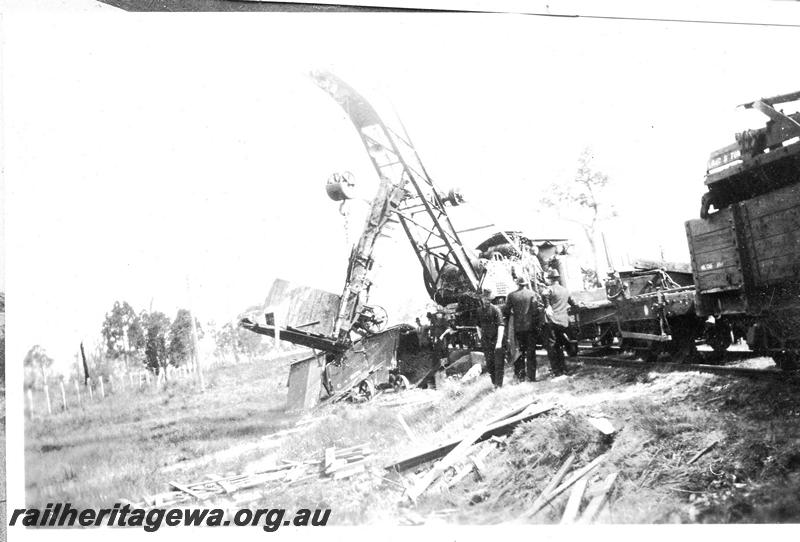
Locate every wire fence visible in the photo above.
<box><xmin>24</xmin><ymin>347</ymin><xmax>310</xmax><ymax>419</ymax></box>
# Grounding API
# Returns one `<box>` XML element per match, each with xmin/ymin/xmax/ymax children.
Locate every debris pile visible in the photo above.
<box><xmin>132</xmin><ymin>442</ymin><xmax>375</xmax><ymax>509</ymax></box>
<box><xmin>521</xmin><ymin>452</ymin><xmax>618</xmax><ymax>523</ymax></box>
<box><xmin>323</xmin><ymin>444</ymin><xmax>373</xmax><ymax>479</ymax></box>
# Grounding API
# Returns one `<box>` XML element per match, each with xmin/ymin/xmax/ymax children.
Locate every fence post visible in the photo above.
<box><xmin>60</xmin><ymin>381</ymin><xmax>68</xmax><ymax>411</ymax></box>
<box><xmin>44</xmin><ymin>384</ymin><xmax>53</xmax><ymax>415</ymax></box>
<box><xmin>88</xmin><ymin>378</ymin><xmax>94</xmax><ymax>401</ymax></box>
<box><xmin>74</xmin><ymin>380</ymin><xmax>81</xmax><ymax>406</ymax></box>
<box><xmin>99</xmin><ymin>378</ymin><xmax>105</xmax><ymax>399</ymax></box>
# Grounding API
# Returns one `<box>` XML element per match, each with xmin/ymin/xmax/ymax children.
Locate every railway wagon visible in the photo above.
<box><xmin>685</xmin><ymin>91</ymin><xmax>800</xmax><ymax>370</ymax></box>
<box><xmin>686</xmin><ymin>181</ymin><xmax>800</xmax><ymax>368</ymax></box>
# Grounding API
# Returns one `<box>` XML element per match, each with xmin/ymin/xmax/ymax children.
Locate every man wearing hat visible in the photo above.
<box><xmin>503</xmin><ymin>275</ymin><xmax>542</xmax><ymax>382</ymax></box>
<box><xmin>542</xmin><ymin>268</ymin><xmax>576</xmax><ymax>376</ymax></box>
<box><xmin>476</xmin><ymin>289</ymin><xmax>505</xmax><ymax>387</ymax></box>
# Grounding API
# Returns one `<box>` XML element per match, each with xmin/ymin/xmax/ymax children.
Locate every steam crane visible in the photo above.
<box><xmin>240</xmin><ymin>71</ymin><xmax>482</xmax><ymax>402</ymax></box>
<box><xmin>312</xmin><ymin>71</ymin><xmax>481</xmax><ymax>342</ymax></box>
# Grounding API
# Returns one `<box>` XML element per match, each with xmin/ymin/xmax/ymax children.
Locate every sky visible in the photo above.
<box><xmin>3</xmin><ymin>10</ymin><xmax>799</xmax><ymax>371</ymax></box>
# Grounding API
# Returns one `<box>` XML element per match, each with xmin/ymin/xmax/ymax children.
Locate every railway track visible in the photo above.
<box><xmin>569</xmin><ymin>347</ymin><xmax>790</xmax><ymax>379</ymax></box>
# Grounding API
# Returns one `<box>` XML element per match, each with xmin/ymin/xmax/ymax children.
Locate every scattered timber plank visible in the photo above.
<box><xmin>471</xmin><ymin>443</ymin><xmax>496</xmax><ymax>480</ymax></box>
<box><xmin>386</xmin><ymin>403</ymin><xmax>555</xmax><ymax>472</ymax></box>
<box><xmin>169</xmin><ymin>481</ymin><xmax>205</xmax><ymax>500</ymax></box>
<box><xmin>286</xmin><ymin>465</ymin><xmax>307</xmax><ymax>483</ymax></box>
<box><xmin>333</xmin><ymin>463</ymin><xmax>366</xmax><ymax>480</ymax></box>
<box><xmin>586</xmin><ymin>417</ymin><xmax>616</xmax><ymax>435</ymax></box>
<box><xmin>687</xmin><ymin>440</ymin><xmax>719</xmax><ymax>465</ymax></box>
<box><xmin>487</xmin><ymin>399</ymin><xmax>538</xmax><ymax>425</ymax></box>
<box><xmin>560</xmin><ymin>476</ymin><xmax>589</xmax><ymax>524</ymax></box>
<box><xmin>523</xmin><ymin>453</ymin><xmax>575</xmax><ymax>518</ymax></box>
<box><xmin>405</xmin><ymin>422</ymin><xmax>488</xmax><ymax>502</ymax></box>
<box><xmin>578</xmin><ymin>472</ymin><xmax>618</xmax><ymax>524</ymax></box>
<box><xmin>325</xmin><ymin>459</ymin><xmax>347</xmax><ymax>475</ymax></box>
<box><xmin>524</xmin><ymin>453</ymin><xmax>608</xmax><ymax>518</ymax></box>
<box><xmin>397</xmin><ymin>413</ymin><xmax>419</xmax><ymax>442</ymax></box>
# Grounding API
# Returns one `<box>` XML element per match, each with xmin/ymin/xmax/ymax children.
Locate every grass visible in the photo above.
<box><xmin>25</xmin><ymin>356</ymin><xmax>300</xmax><ymax>507</ymax></box>
<box><xmin>24</xmin><ymin>349</ymin><xmax>800</xmax><ymax>524</ymax></box>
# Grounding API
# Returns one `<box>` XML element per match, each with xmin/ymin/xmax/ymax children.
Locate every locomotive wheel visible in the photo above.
<box><xmin>772</xmin><ymin>351</ymin><xmax>800</xmax><ymax>372</ymax></box>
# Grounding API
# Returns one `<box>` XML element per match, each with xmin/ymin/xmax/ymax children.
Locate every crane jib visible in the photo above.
<box><xmin>310</xmin><ymin>71</ymin><xmax>480</xmax><ymax>330</ymax></box>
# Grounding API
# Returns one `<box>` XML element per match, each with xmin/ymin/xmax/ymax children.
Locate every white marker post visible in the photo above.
<box><xmin>99</xmin><ymin>378</ymin><xmax>105</xmax><ymax>399</ymax></box>
<box><xmin>60</xmin><ymin>381</ymin><xmax>67</xmax><ymax>411</ymax></box>
<box><xmin>74</xmin><ymin>380</ymin><xmax>81</xmax><ymax>406</ymax></box>
<box><xmin>44</xmin><ymin>384</ymin><xmax>52</xmax><ymax>415</ymax></box>
<box><xmin>26</xmin><ymin>388</ymin><xmax>34</xmax><ymax>417</ymax></box>
<box><xmin>87</xmin><ymin>378</ymin><xmax>94</xmax><ymax>401</ymax></box>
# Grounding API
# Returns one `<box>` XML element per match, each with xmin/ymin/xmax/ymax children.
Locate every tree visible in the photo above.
<box><xmin>210</xmin><ymin>321</ymin><xmax>240</xmax><ymax>364</ymax></box>
<box><xmin>541</xmin><ymin>148</ymin><xmax>617</xmax><ymax>281</ymax></box>
<box><xmin>211</xmin><ymin>320</ymin><xmax>270</xmax><ymax>364</ymax></box>
<box><xmin>23</xmin><ymin>345</ymin><xmax>54</xmax><ymax>389</ymax></box>
<box><xmin>142</xmin><ymin>311</ymin><xmax>170</xmax><ymax>375</ymax></box>
<box><xmin>101</xmin><ymin>301</ymin><xmax>144</xmax><ymax>370</ymax></box>
<box><xmin>168</xmin><ymin>309</ymin><xmax>201</xmax><ymax>368</ymax></box>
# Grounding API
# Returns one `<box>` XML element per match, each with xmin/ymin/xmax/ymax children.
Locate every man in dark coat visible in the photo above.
<box><xmin>503</xmin><ymin>276</ymin><xmax>542</xmax><ymax>382</ymax></box>
<box><xmin>542</xmin><ymin>269</ymin><xmax>577</xmax><ymax>376</ymax></box>
<box><xmin>476</xmin><ymin>290</ymin><xmax>505</xmax><ymax>387</ymax></box>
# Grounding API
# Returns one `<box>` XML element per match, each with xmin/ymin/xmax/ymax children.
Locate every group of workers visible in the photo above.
<box><xmin>476</xmin><ymin>268</ymin><xmax>576</xmax><ymax>387</ymax></box>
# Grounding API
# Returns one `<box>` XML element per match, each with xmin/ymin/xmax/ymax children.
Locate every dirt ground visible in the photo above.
<box><xmin>25</xmin><ymin>350</ymin><xmax>800</xmax><ymax>524</ymax></box>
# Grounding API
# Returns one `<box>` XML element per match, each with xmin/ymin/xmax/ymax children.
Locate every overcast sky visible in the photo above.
<box><xmin>3</xmin><ymin>11</ymin><xmax>799</xmax><ymax>369</ymax></box>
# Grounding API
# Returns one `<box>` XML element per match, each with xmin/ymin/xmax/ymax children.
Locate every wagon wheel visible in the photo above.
<box><xmin>357</xmin><ymin>379</ymin><xmax>376</xmax><ymax>401</ymax></box>
<box><xmin>706</xmin><ymin>321</ymin><xmax>732</xmax><ymax>354</ymax></box>
<box><xmin>772</xmin><ymin>351</ymin><xmax>800</xmax><ymax>372</ymax></box>
<box><xmin>644</xmin><ymin>342</ymin><xmax>663</xmax><ymax>363</ymax></box>
<box><xmin>566</xmin><ymin>341</ymin><xmax>579</xmax><ymax>358</ymax></box>
<box><xmin>391</xmin><ymin>374</ymin><xmax>410</xmax><ymax>392</ymax></box>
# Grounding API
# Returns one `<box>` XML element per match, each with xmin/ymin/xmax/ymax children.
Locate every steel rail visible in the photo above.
<box><xmin>572</xmin><ymin>354</ymin><xmax>787</xmax><ymax>379</ymax></box>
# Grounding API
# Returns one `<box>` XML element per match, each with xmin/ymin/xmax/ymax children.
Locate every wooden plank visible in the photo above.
<box><xmin>560</xmin><ymin>476</ymin><xmax>589</xmax><ymax>524</ymax></box>
<box><xmin>585</xmin><ymin>417</ymin><xmax>616</xmax><ymax>435</ymax></box>
<box><xmin>332</xmin><ymin>463</ymin><xmax>366</xmax><ymax>480</ymax></box>
<box><xmin>397</xmin><ymin>413</ymin><xmax>419</xmax><ymax>442</ymax></box>
<box><xmin>325</xmin><ymin>459</ymin><xmax>348</xmax><ymax>475</ymax></box>
<box><xmin>578</xmin><ymin>472</ymin><xmax>619</xmax><ymax>524</ymax></box>
<box><xmin>286</xmin><ymin>354</ymin><xmax>324</xmax><ymax>412</ymax></box>
<box><xmin>486</xmin><ymin>399</ymin><xmax>538</xmax><ymax>425</ymax></box>
<box><xmin>168</xmin><ymin>481</ymin><xmax>204</xmax><ymax>500</ymax></box>
<box><xmin>386</xmin><ymin>404</ymin><xmax>554</xmax><ymax>472</ymax></box>
<box><xmin>337</xmin><ymin>443</ymin><xmax>370</xmax><ymax>453</ymax></box>
<box><xmin>522</xmin><ymin>453</ymin><xmax>575</xmax><ymax>519</ymax></box>
<box><xmin>687</xmin><ymin>440</ymin><xmax>719</xmax><ymax>465</ymax></box>
<box><xmin>472</xmin><ymin>443</ymin><xmax>496</xmax><ymax>479</ymax></box>
<box><xmin>405</xmin><ymin>425</ymin><xmax>486</xmax><ymax>502</ymax></box>
<box><xmin>524</xmin><ymin>453</ymin><xmax>608</xmax><ymax>518</ymax></box>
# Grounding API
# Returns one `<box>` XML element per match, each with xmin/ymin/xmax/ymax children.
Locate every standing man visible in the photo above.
<box><xmin>503</xmin><ymin>276</ymin><xmax>541</xmax><ymax>382</ymax></box>
<box><xmin>542</xmin><ymin>269</ymin><xmax>577</xmax><ymax>376</ymax></box>
<box><xmin>476</xmin><ymin>290</ymin><xmax>505</xmax><ymax>387</ymax></box>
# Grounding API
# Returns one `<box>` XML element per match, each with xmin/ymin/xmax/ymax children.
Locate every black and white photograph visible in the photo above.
<box><xmin>3</xmin><ymin>0</ymin><xmax>800</xmax><ymax>535</ymax></box>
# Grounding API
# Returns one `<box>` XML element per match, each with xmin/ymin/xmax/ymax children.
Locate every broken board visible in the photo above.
<box><xmin>286</xmin><ymin>353</ymin><xmax>325</xmax><ymax>412</ymax></box>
